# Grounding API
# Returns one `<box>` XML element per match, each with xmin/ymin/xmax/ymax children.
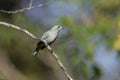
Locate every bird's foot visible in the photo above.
<box><xmin>49</xmin><ymin>49</ymin><xmax>53</xmax><ymax>53</ymax></box>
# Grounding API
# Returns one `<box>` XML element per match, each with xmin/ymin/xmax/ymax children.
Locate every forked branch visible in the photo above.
<box><xmin>0</xmin><ymin>0</ymin><xmax>50</xmax><ymax>14</ymax></box>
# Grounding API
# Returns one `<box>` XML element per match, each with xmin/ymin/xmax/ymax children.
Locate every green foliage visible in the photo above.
<box><xmin>52</xmin><ymin>0</ymin><xmax>120</xmax><ymax>78</ymax></box>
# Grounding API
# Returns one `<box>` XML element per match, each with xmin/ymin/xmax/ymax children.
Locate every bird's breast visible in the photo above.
<box><xmin>46</xmin><ymin>32</ymin><xmax>58</xmax><ymax>44</ymax></box>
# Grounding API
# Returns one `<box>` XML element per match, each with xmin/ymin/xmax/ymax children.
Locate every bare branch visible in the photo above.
<box><xmin>42</xmin><ymin>40</ymin><xmax>73</xmax><ymax>80</ymax></box>
<box><xmin>0</xmin><ymin>1</ymin><xmax>49</xmax><ymax>14</ymax></box>
<box><xmin>0</xmin><ymin>21</ymin><xmax>38</xmax><ymax>40</ymax></box>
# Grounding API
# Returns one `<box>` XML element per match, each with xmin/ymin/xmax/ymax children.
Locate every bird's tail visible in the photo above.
<box><xmin>32</xmin><ymin>47</ymin><xmax>40</xmax><ymax>56</ymax></box>
<box><xmin>32</xmin><ymin>51</ymin><xmax>38</xmax><ymax>56</ymax></box>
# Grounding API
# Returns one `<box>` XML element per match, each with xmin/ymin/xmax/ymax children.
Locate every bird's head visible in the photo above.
<box><xmin>51</xmin><ymin>25</ymin><xmax>64</xmax><ymax>32</ymax></box>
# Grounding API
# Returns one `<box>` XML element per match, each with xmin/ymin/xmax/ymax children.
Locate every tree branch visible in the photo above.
<box><xmin>0</xmin><ymin>21</ymin><xmax>38</xmax><ymax>40</ymax></box>
<box><xmin>42</xmin><ymin>40</ymin><xmax>73</xmax><ymax>80</ymax></box>
<box><xmin>0</xmin><ymin>1</ymin><xmax>49</xmax><ymax>14</ymax></box>
<box><xmin>0</xmin><ymin>21</ymin><xmax>74</xmax><ymax>80</ymax></box>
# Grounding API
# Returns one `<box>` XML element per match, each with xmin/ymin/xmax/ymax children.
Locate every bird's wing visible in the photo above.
<box><xmin>41</xmin><ymin>31</ymin><xmax>50</xmax><ymax>40</ymax></box>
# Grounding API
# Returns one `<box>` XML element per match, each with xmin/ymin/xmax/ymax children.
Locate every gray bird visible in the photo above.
<box><xmin>32</xmin><ymin>25</ymin><xmax>64</xmax><ymax>56</ymax></box>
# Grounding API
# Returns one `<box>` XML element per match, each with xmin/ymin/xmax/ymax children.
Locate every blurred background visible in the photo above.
<box><xmin>0</xmin><ymin>0</ymin><xmax>120</xmax><ymax>80</ymax></box>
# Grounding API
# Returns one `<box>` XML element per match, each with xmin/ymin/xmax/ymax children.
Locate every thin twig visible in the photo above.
<box><xmin>0</xmin><ymin>1</ymin><xmax>49</xmax><ymax>14</ymax></box>
<box><xmin>0</xmin><ymin>21</ymin><xmax>38</xmax><ymax>40</ymax></box>
<box><xmin>29</xmin><ymin>0</ymin><xmax>34</xmax><ymax>7</ymax></box>
<box><xmin>42</xmin><ymin>40</ymin><xmax>73</xmax><ymax>80</ymax></box>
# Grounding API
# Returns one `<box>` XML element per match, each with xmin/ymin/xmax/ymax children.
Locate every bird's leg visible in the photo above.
<box><xmin>41</xmin><ymin>40</ymin><xmax>53</xmax><ymax>53</ymax></box>
<box><xmin>49</xmin><ymin>47</ymin><xmax>53</xmax><ymax>53</ymax></box>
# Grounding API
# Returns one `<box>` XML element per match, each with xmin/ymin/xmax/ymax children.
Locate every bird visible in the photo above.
<box><xmin>32</xmin><ymin>25</ymin><xmax>64</xmax><ymax>56</ymax></box>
